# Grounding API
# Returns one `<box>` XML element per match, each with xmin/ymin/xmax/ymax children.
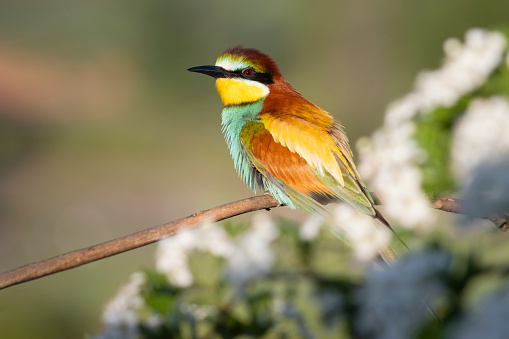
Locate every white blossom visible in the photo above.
<box><xmin>451</xmin><ymin>96</ymin><xmax>509</xmax><ymax>184</ymax></box>
<box><xmin>96</xmin><ymin>272</ymin><xmax>146</xmax><ymax>339</ymax></box>
<box><xmin>415</xmin><ymin>29</ymin><xmax>506</xmax><ymax>113</ymax></box>
<box><xmin>155</xmin><ymin>221</ymin><xmax>235</xmax><ymax>287</ymax></box>
<box><xmin>299</xmin><ymin>214</ymin><xmax>323</xmax><ymax>241</ymax></box>
<box><xmin>179</xmin><ymin>303</ymin><xmax>217</xmax><ymax>320</ymax></box>
<box><xmin>384</xmin><ymin>95</ymin><xmax>421</xmax><ymax>128</ymax></box>
<box><xmin>357</xmin><ymin>29</ymin><xmax>507</xmax><ymax>230</ymax></box>
<box><xmin>225</xmin><ymin>212</ymin><xmax>279</xmax><ymax>290</ymax></box>
<box><xmin>385</xmin><ymin>29</ymin><xmax>505</xmax><ymax>126</ymax></box>
<box><xmin>156</xmin><ymin>229</ymin><xmax>197</xmax><ymax>287</ymax></box>
<box><xmin>193</xmin><ymin>220</ymin><xmax>236</xmax><ymax>257</ymax></box>
<box><xmin>156</xmin><ymin>214</ymin><xmax>280</xmax><ymax>291</ymax></box>
<box><xmin>102</xmin><ymin>272</ymin><xmax>145</xmax><ymax>326</ymax></box>
<box><xmin>332</xmin><ymin>204</ymin><xmax>391</xmax><ymax>262</ymax></box>
<box><xmin>356</xmin><ymin>250</ymin><xmax>450</xmax><ymax>339</ymax></box>
<box><xmin>372</xmin><ymin>165</ymin><xmax>435</xmax><ymax>229</ymax></box>
<box><xmin>357</xmin><ymin>123</ymin><xmax>434</xmax><ymax>230</ymax></box>
<box><xmin>451</xmin><ymin>288</ymin><xmax>509</xmax><ymax>339</ymax></box>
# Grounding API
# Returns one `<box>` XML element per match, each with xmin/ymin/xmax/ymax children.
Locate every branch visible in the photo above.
<box><xmin>431</xmin><ymin>197</ymin><xmax>509</xmax><ymax>231</ymax></box>
<box><xmin>0</xmin><ymin>193</ymin><xmax>280</xmax><ymax>290</ymax></box>
<box><xmin>371</xmin><ymin>193</ymin><xmax>508</xmax><ymax>231</ymax></box>
<box><xmin>0</xmin><ymin>194</ymin><xmax>507</xmax><ymax>291</ymax></box>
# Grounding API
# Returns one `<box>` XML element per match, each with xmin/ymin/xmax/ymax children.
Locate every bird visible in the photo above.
<box><xmin>188</xmin><ymin>46</ymin><xmax>399</xmax><ymax>260</ymax></box>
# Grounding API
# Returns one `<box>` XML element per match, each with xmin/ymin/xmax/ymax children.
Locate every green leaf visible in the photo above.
<box><xmin>142</xmin><ymin>270</ymin><xmax>179</xmax><ymax>314</ymax></box>
<box><xmin>414</xmin><ymin>104</ymin><xmax>461</xmax><ymax>198</ymax></box>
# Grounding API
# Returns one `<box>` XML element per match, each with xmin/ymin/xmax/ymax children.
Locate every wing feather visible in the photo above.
<box><xmin>238</xmin><ymin>81</ymin><xmax>376</xmax><ymax>215</ymax></box>
<box><xmin>240</xmin><ymin>118</ymin><xmax>375</xmax><ymax>215</ymax></box>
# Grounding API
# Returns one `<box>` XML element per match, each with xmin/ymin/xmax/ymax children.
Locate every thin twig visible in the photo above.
<box><xmin>431</xmin><ymin>197</ymin><xmax>509</xmax><ymax>231</ymax></box>
<box><xmin>373</xmin><ymin>193</ymin><xmax>509</xmax><ymax>231</ymax></box>
<box><xmin>0</xmin><ymin>193</ymin><xmax>507</xmax><ymax>290</ymax></box>
<box><xmin>0</xmin><ymin>193</ymin><xmax>280</xmax><ymax>290</ymax></box>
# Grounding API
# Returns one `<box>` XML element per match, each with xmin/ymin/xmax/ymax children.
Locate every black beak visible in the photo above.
<box><xmin>187</xmin><ymin>65</ymin><xmax>229</xmax><ymax>79</ymax></box>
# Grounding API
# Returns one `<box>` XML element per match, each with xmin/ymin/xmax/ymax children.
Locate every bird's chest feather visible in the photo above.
<box><xmin>221</xmin><ymin>101</ymin><xmax>265</xmax><ymax>191</ymax></box>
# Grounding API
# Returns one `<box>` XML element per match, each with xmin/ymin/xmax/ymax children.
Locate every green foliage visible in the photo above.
<box><xmin>142</xmin><ymin>271</ymin><xmax>179</xmax><ymax>314</ymax></box>
<box><xmin>414</xmin><ymin>41</ymin><xmax>509</xmax><ymax>198</ymax></box>
<box><xmin>414</xmin><ymin>103</ymin><xmax>463</xmax><ymax>198</ymax></box>
<box><xmin>93</xmin><ymin>28</ymin><xmax>509</xmax><ymax>339</ymax></box>
<box><xmin>95</xmin><ymin>220</ymin><xmax>509</xmax><ymax>339</ymax></box>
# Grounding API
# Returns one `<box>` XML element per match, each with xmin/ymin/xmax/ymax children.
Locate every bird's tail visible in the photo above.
<box><xmin>373</xmin><ymin>207</ymin><xmax>409</xmax><ymax>252</ymax></box>
<box><xmin>378</xmin><ymin>245</ymin><xmax>398</xmax><ymax>264</ymax></box>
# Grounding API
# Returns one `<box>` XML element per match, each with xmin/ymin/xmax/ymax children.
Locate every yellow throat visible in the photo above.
<box><xmin>215</xmin><ymin>78</ymin><xmax>269</xmax><ymax>106</ymax></box>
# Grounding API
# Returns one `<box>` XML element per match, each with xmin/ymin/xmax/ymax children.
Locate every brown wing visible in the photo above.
<box><xmin>241</xmin><ymin>121</ymin><xmax>335</xmax><ymax>199</ymax></box>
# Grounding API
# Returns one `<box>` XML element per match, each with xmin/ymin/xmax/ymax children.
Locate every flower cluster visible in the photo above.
<box><xmin>357</xmin><ymin>28</ymin><xmax>508</xmax><ymax>230</ymax></box>
<box><xmin>155</xmin><ymin>213</ymin><xmax>279</xmax><ymax>291</ymax></box>
<box><xmin>357</xmin><ymin>122</ymin><xmax>432</xmax><ymax>229</ymax></box>
<box><xmin>298</xmin><ymin>214</ymin><xmax>323</xmax><ymax>242</ymax></box>
<box><xmin>451</xmin><ymin>96</ymin><xmax>509</xmax><ymax>184</ymax></box>
<box><xmin>386</xmin><ymin>29</ymin><xmax>506</xmax><ymax>126</ymax></box>
<box><xmin>96</xmin><ymin>213</ymin><xmax>279</xmax><ymax>338</ymax></box>
<box><xmin>156</xmin><ymin>220</ymin><xmax>234</xmax><ymax>287</ymax></box>
<box><xmin>225</xmin><ymin>213</ymin><xmax>279</xmax><ymax>290</ymax></box>
<box><xmin>95</xmin><ymin>28</ymin><xmax>509</xmax><ymax>339</ymax></box>
<box><xmin>96</xmin><ymin>272</ymin><xmax>160</xmax><ymax>339</ymax></box>
<box><xmin>332</xmin><ymin>204</ymin><xmax>391</xmax><ymax>262</ymax></box>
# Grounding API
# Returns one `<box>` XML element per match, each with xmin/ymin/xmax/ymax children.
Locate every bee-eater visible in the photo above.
<box><xmin>188</xmin><ymin>46</ymin><xmax>395</xmax><ymax>240</ymax></box>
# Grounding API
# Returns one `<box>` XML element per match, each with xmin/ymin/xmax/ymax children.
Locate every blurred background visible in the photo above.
<box><xmin>0</xmin><ymin>0</ymin><xmax>508</xmax><ymax>337</ymax></box>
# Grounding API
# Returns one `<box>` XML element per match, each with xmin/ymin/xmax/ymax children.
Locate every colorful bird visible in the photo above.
<box><xmin>188</xmin><ymin>47</ymin><xmax>397</xmax><ymax>250</ymax></box>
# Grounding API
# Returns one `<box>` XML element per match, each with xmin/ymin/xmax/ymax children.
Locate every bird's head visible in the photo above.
<box><xmin>188</xmin><ymin>47</ymin><xmax>281</xmax><ymax>106</ymax></box>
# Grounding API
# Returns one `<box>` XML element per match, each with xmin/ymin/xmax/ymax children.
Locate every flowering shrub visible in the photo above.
<box><xmin>357</xmin><ymin>28</ymin><xmax>508</xmax><ymax>229</ymax></box>
<box><xmin>95</xmin><ymin>29</ymin><xmax>509</xmax><ymax>338</ymax></box>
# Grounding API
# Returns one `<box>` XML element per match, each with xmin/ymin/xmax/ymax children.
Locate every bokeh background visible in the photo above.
<box><xmin>0</xmin><ymin>1</ymin><xmax>508</xmax><ymax>337</ymax></box>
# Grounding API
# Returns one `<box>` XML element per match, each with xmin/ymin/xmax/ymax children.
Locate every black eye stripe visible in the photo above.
<box><xmin>230</xmin><ymin>69</ymin><xmax>274</xmax><ymax>85</ymax></box>
<box><xmin>253</xmin><ymin>73</ymin><xmax>274</xmax><ymax>85</ymax></box>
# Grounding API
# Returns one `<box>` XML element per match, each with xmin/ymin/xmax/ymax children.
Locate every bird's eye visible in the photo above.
<box><xmin>242</xmin><ymin>68</ymin><xmax>253</xmax><ymax>77</ymax></box>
